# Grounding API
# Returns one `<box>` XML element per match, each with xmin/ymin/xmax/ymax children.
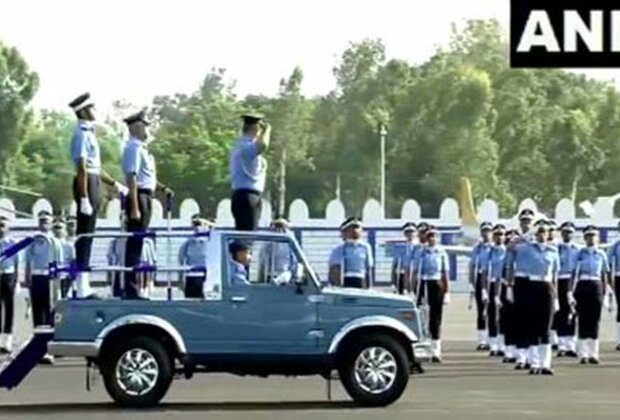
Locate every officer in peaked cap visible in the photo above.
<box><xmin>517</xmin><ymin>209</ymin><xmax>536</xmax><ymax>241</ymax></box>
<box><xmin>69</xmin><ymin>93</ymin><xmax>127</xmax><ymax>299</ymax></box>
<box><xmin>178</xmin><ymin>214</ymin><xmax>212</xmax><ymax>298</ymax></box>
<box><xmin>606</xmin><ymin>221</ymin><xmax>620</xmax><ymax>352</ymax></box>
<box><xmin>121</xmin><ymin>109</ymin><xmax>170</xmax><ymax>299</ymax></box>
<box><xmin>469</xmin><ymin>222</ymin><xmax>494</xmax><ymax>351</ymax></box>
<box><xmin>328</xmin><ymin>217</ymin><xmax>374</xmax><ymax>289</ymax></box>
<box><xmin>258</xmin><ymin>216</ymin><xmax>297</xmax><ymax>285</ymax></box>
<box><xmin>229</xmin><ymin>113</ymin><xmax>271</xmax><ymax>231</ymax></box>
<box><xmin>52</xmin><ymin>217</ymin><xmax>75</xmax><ymax>299</ymax></box>
<box><xmin>391</xmin><ymin>222</ymin><xmax>417</xmax><ymax>295</ymax></box>
<box><xmin>488</xmin><ymin>223</ymin><xmax>508</xmax><ymax>357</ymax></box>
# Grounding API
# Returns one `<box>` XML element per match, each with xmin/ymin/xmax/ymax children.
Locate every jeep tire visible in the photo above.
<box><xmin>101</xmin><ymin>335</ymin><xmax>173</xmax><ymax>408</ymax></box>
<box><xmin>338</xmin><ymin>334</ymin><xmax>409</xmax><ymax>407</ymax></box>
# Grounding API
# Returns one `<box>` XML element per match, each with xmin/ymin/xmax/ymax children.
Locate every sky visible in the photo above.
<box><xmin>1</xmin><ymin>0</ymin><xmax>619</xmax><ymax>111</ymax></box>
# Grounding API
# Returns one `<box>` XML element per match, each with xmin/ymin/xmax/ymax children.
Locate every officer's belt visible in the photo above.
<box><xmin>31</xmin><ymin>269</ymin><xmax>49</xmax><ymax>276</ymax></box>
<box><xmin>0</xmin><ymin>269</ymin><xmax>15</xmax><ymax>275</ymax></box>
<box><xmin>578</xmin><ymin>275</ymin><xmax>601</xmax><ymax>281</ymax></box>
<box><xmin>344</xmin><ymin>272</ymin><xmax>365</xmax><ymax>278</ymax></box>
<box><xmin>514</xmin><ymin>271</ymin><xmax>528</xmax><ymax>278</ymax></box>
<box><xmin>558</xmin><ymin>274</ymin><xmax>572</xmax><ymax>280</ymax></box>
<box><xmin>421</xmin><ymin>275</ymin><xmax>441</xmax><ymax>281</ymax></box>
<box><xmin>86</xmin><ymin>169</ymin><xmax>101</xmax><ymax>175</ymax></box>
<box><xmin>529</xmin><ymin>275</ymin><xmax>552</xmax><ymax>282</ymax></box>
<box><xmin>185</xmin><ymin>272</ymin><xmax>205</xmax><ymax>278</ymax></box>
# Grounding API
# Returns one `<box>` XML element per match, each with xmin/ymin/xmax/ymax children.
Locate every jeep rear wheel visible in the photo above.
<box><xmin>338</xmin><ymin>334</ymin><xmax>409</xmax><ymax>407</ymax></box>
<box><xmin>101</xmin><ymin>336</ymin><xmax>173</xmax><ymax>408</ymax></box>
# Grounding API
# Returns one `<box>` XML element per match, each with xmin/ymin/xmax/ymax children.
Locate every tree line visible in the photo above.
<box><xmin>2</xmin><ymin>19</ymin><xmax>620</xmax><ymax>219</ymax></box>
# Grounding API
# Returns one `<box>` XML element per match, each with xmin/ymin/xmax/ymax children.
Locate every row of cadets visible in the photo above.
<box><xmin>328</xmin><ymin>217</ymin><xmax>374</xmax><ymax>289</ymax></box>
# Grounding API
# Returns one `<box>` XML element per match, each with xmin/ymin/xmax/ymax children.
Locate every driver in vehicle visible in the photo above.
<box><xmin>229</xmin><ymin>241</ymin><xmax>251</xmax><ymax>286</ymax></box>
<box><xmin>258</xmin><ymin>217</ymin><xmax>297</xmax><ymax>285</ymax></box>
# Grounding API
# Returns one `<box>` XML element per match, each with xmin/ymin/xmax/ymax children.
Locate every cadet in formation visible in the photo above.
<box><xmin>606</xmin><ymin>222</ymin><xmax>620</xmax><ymax>351</ymax></box>
<box><xmin>25</xmin><ymin>211</ymin><xmax>63</xmax><ymax>364</ymax></box>
<box><xmin>69</xmin><ymin>93</ymin><xmax>126</xmax><ymax>299</ymax></box>
<box><xmin>328</xmin><ymin>217</ymin><xmax>374</xmax><ymax>289</ymax></box>
<box><xmin>391</xmin><ymin>222</ymin><xmax>417</xmax><ymax>295</ymax></box>
<box><xmin>53</xmin><ymin>217</ymin><xmax>76</xmax><ymax>299</ymax></box>
<box><xmin>178</xmin><ymin>214</ymin><xmax>211</xmax><ymax>298</ymax></box>
<box><xmin>572</xmin><ymin>225</ymin><xmax>611</xmax><ymax>364</ymax></box>
<box><xmin>0</xmin><ymin>216</ymin><xmax>19</xmax><ymax>354</ymax></box>
<box><xmin>555</xmin><ymin>222</ymin><xmax>580</xmax><ymax>358</ymax></box>
<box><xmin>486</xmin><ymin>224</ymin><xmax>507</xmax><ymax>357</ymax></box>
<box><xmin>499</xmin><ymin>229</ymin><xmax>519</xmax><ymax>363</ymax></box>
<box><xmin>229</xmin><ymin>114</ymin><xmax>271</xmax><ymax>231</ymax></box>
<box><xmin>413</xmin><ymin>225</ymin><xmax>450</xmax><ymax>363</ymax></box>
<box><xmin>469</xmin><ymin>222</ymin><xmax>493</xmax><ymax>351</ymax></box>
<box><xmin>258</xmin><ymin>217</ymin><xmax>297</xmax><ymax>285</ymax></box>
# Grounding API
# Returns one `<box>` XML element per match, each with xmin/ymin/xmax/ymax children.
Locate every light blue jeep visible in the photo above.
<box><xmin>45</xmin><ymin>230</ymin><xmax>425</xmax><ymax>408</ymax></box>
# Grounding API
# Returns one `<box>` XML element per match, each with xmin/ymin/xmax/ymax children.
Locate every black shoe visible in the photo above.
<box><xmin>504</xmin><ymin>357</ymin><xmax>517</xmax><ymax>364</ymax></box>
<box><xmin>556</xmin><ymin>350</ymin><xmax>566</xmax><ymax>358</ymax></box>
<box><xmin>529</xmin><ymin>368</ymin><xmax>540</xmax><ymax>375</ymax></box>
<box><xmin>540</xmin><ymin>368</ymin><xmax>554</xmax><ymax>376</ymax></box>
<box><xmin>431</xmin><ymin>356</ymin><xmax>442</xmax><ymax>364</ymax></box>
<box><xmin>588</xmin><ymin>358</ymin><xmax>599</xmax><ymax>365</ymax></box>
<box><xmin>0</xmin><ymin>347</ymin><xmax>9</xmax><ymax>355</ymax></box>
<box><xmin>616</xmin><ymin>344</ymin><xmax>620</xmax><ymax>352</ymax></box>
<box><xmin>515</xmin><ymin>363</ymin><xmax>525</xmax><ymax>370</ymax></box>
<box><xmin>552</xmin><ymin>344</ymin><xmax>559</xmax><ymax>351</ymax></box>
<box><xmin>489</xmin><ymin>351</ymin><xmax>497</xmax><ymax>357</ymax></box>
<box><xmin>524</xmin><ymin>363</ymin><xmax>531</xmax><ymax>370</ymax></box>
<box><xmin>497</xmin><ymin>350</ymin><xmax>505</xmax><ymax>357</ymax></box>
<box><xmin>580</xmin><ymin>358</ymin><xmax>588</xmax><ymax>365</ymax></box>
<box><xmin>476</xmin><ymin>344</ymin><xmax>486</xmax><ymax>351</ymax></box>
<box><xmin>566</xmin><ymin>350</ymin><xmax>578</xmax><ymax>358</ymax></box>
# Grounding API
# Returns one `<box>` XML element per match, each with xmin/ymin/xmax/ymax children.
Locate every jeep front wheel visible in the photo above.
<box><xmin>338</xmin><ymin>334</ymin><xmax>409</xmax><ymax>407</ymax></box>
<box><xmin>101</xmin><ymin>336</ymin><xmax>173</xmax><ymax>408</ymax></box>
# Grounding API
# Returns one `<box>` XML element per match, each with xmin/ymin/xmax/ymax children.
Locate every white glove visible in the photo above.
<box><xmin>115</xmin><ymin>182</ymin><xmax>129</xmax><ymax>196</ymax></box>
<box><xmin>443</xmin><ymin>292</ymin><xmax>451</xmax><ymax>305</ymax></box>
<box><xmin>481</xmin><ymin>289</ymin><xmax>489</xmax><ymax>303</ymax></box>
<box><xmin>468</xmin><ymin>283</ymin><xmax>475</xmax><ymax>293</ymax></box>
<box><xmin>80</xmin><ymin>197</ymin><xmax>93</xmax><ymax>216</ymax></box>
<box><xmin>567</xmin><ymin>292</ymin><xmax>576</xmax><ymax>307</ymax></box>
<box><xmin>506</xmin><ymin>286</ymin><xmax>514</xmax><ymax>304</ymax></box>
<box><xmin>274</xmin><ymin>271</ymin><xmax>292</xmax><ymax>285</ymax></box>
<box><xmin>494</xmin><ymin>296</ymin><xmax>502</xmax><ymax>308</ymax></box>
<box><xmin>553</xmin><ymin>298</ymin><xmax>560</xmax><ymax>313</ymax></box>
<box><xmin>391</xmin><ymin>284</ymin><xmax>398</xmax><ymax>294</ymax></box>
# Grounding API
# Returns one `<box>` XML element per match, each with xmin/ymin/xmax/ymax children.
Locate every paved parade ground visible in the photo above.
<box><xmin>0</xmin><ymin>295</ymin><xmax>618</xmax><ymax>420</ymax></box>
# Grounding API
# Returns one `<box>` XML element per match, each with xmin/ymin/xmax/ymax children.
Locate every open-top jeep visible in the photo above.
<box><xmin>1</xmin><ymin>230</ymin><xmax>427</xmax><ymax>408</ymax></box>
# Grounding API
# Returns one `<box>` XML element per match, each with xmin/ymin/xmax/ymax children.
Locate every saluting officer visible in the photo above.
<box><xmin>328</xmin><ymin>217</ymin><xmax>374</xmax><ymax>289</ymax></box>
<box><xmin>606</xmin><ymin>221</ymin><xmax>620</xmax><ymax>352</ymax></box>
<box><xmin>416</xmin><ymin>226</ymin><xmax>450</xmax><ymax>363</ymax></box>
<box><xmin>178</xmin><ymin>214</ymin><xmax>211</xmax><ymax>298</ymax></box>
<box><xmin>259</xmin><ymin>217</ymin><xmax>297</xmax><ymax>285</ymax></box>
<box><xmin>571</xmin><ymin>226</ymin><xmax>611</xmax><ymax>364</ymax></box>
<box><xmin>229</xmin><ymin>114</ymin><xmax>271</xmax><ymax>231</ymax></box>
<box><xmin>53</xmin><ymin>217</ymin><xmax>75</xmax><ymax>299</ymax></box>
<box><xmin>25</xmin><ymin>211</ymin><xmax>63</xmax><ymax>364</ymax></box>
<box><xmin>121</xmin><ymin>110</ymin><xmax>169</xmax><ymax>299</ymax></box>
<box><xmin>0</xmin><ymin>216</ymin><xmax>19</xmax><ymax>354</ymax></box>
<box><xmin>487</xmin><ymin>224</ymin><xmax>507</xmax><ymax>357</ymax></box>
<box><xmin>470</xmin><ymin>222</ymin><xmax>493</xmax><ymax>351</ymax></box>
<box><xmin>391</xmin><ymin>222</ymin><xmax>417</xmax><ymax>295</ymax></box>
<box><xmin>69</xmin><ymin>93</ymin><xmax>126</xmax><ymax>299</ymax></box>
<box><xmin>555</xmin><ymin>222</ymin><xmax>580</xmax><ymax>358</ymax></box>
<box><xmin>524</xmin><ymin>221</ymin><xmax>559</xmax><ymax>375</ymax></box>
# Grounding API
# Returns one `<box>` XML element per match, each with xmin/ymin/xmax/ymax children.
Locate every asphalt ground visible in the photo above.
<box><xmin>0</xmin><ymin>294</ymin><xmax>618</xmax><ymax>420</ymax></box>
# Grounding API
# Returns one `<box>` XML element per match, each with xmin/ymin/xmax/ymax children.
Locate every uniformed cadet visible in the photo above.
<box><xmin>555</xmin><ymin>222</ymin><xmax>580</xmax><ymax>357</ymax></box>
<box><xmin>139</xmin><ymin>237</ymin><xmax>157</xmax><ymax>298</ymax></box>
<box><xmin>416</xmin><ymin>226</ymin><xmax>450</xmax><ymax>363</ymax></box>
<box><xmin>106</xmin><ymin>232</ymin><xmax>126</xmax><ymax>298</ymax></box>
<box><xmin>391</xmin><ymin>222</ymin><xmax>417</xmax><ymax>295</ymax></box>
<box><xmin>229</xmin><ymin>113</ymin><xmax>271</xmax><ymax>231</ymax></box>
<box><xmin>469</xmin><ymin>222</ymin><xmax>493</xmax><ymax>351</ymax></box>
<box><xmin>178</xmin><ymin>214</ymin><xmax>211</xmax><ymax>298</ymax></box>
<box><xmin>229</xmin><ymin>241</ymin><xmax>251</xmax><ymax>286</ymax></box>
<box><xmin>524</xmin><ymin>222</ymin><xmax>559</xmax><ymax>375</ymax></box>
<box><xmin>258</xmin><ymin>217</ymin><xmax>297</xmax><ymax>285</ymax></box>
<box><xmin>506</xmin><ymin>209</ymin><xmax>536</xmax><ymax>370</ymax></box>
<box><xmin>69</xmin><ymin>93</ymin><xmax>127</xmax><ymax>299</ymax></box>
<box><xmin>53</xmin><ymin>218</ymin><xmax>75</xmax><ymax>299</ymax></box>
<box><xmin>25</xmin><ymin>211</ymin><xmax>62</xmax><ymax>364</ymax></box>
<box><xmin>328</xmin><ymin>217</ymin><xmax>374</xmax><ymax>289</ymax></box>
<box><xmin>121</xmin><ymin>110</ymin><xmax>170</xmax><ymax>299</ymax></box>
<box><xmin>408</xmin><ymin>222</ymin><xmax>430</xmax><ymax>302</ymax></box>
<box><xmin>499</xmin><ymin>229</ymin><xmax>519</xmax><ymax>363</ymax></box>
<box><xmin>571</xmin><ymin>226</ymin><xmax>611</xmax><ymax>364</ymax></box>
<box><xmin>0</xmin><ymin>216</ymin><xmax>19</xmax><ymax>354</ymax></box>
<box><xmin>487</xmin><ymin>224</ymin><xmax>506</xmax><ymax>357</ymax></box>
<box><xmin>605</xmin><ymin>221</ymin><xmax>620</xmax><ymax>351</ymax></box>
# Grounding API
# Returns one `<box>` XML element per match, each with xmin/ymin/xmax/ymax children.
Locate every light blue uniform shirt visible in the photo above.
<box><xmin>506</xmin><ymin>236</ymin><xmax>534</xmax><ymax>278</ymax></box>
<box><xmin>558</xmin><ymin>242</ymin><xmax>580</xmax><ymax>279</ymax></box>
<box><xmin>576</xmin><ymin>247</ymin><xmax>609</xmax><ymax>281</ymax></box>
<box><xmin>122</xmin><ymin>138</ymin><xmax>157</xmax><ymax>191</ymax></box>
<box><xmin>178</xmin><ymin>237</ymin><xmax>209</xmax><ymax>268</ymax></box>
<box><xmin>417</xmin><ymin>246</ymin><xmax>449</xmax><ymax>281</ymax></box>
<box><xmin>329</xmin><ymin>241</ymin><xmax>374</xmax><ymax>279</ymax></box>
<box><xmin>470</xmin><ymin>242</ymin><xmax>494</xmax><ymax>276</ymax></box>
<box><xmin>25</xmin><ymin>234</ymin><xmax>62</xmax><ymax>273</ymax></box>
<box><xmin>487</xmin><ymin>245</ymin><xmax>506</xmax><ymax>282</ymax></box>
<box><xmin>260</xmin><ymin>242</ymin><xmax>297</xmax><ymax>276</ymax></box>
<box><xmin>0</xmin><ymin>237</ymin><xmax>20</xmax><ymax>274</ymax></box>
<box><xmin>393</xmin><ymin>242</ymin><xmax>417</xmax><ymax>274</ymax></box>
<box><xmin>606</xmin><ymin>241</ymin><xmax>620</xmax><ymax>275</ymax></box>
<box><xmin>229</xmin><ymin>260</ymin><xmax>250</xmax><ymax>286</ymax></box>
<box><xmin>229</xmin><ymin>136</ymin><xmax>267</xmax><ymax>192</ymax></box>
<box><xmin>70</xmin><ymin>121</ymin><xmax>101</xmax><ymax>174</ymax></box>
<box><xmin>523</xmin><ymin>242</ymin><xmax>559</xmax><ymax>282</ymax></box>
